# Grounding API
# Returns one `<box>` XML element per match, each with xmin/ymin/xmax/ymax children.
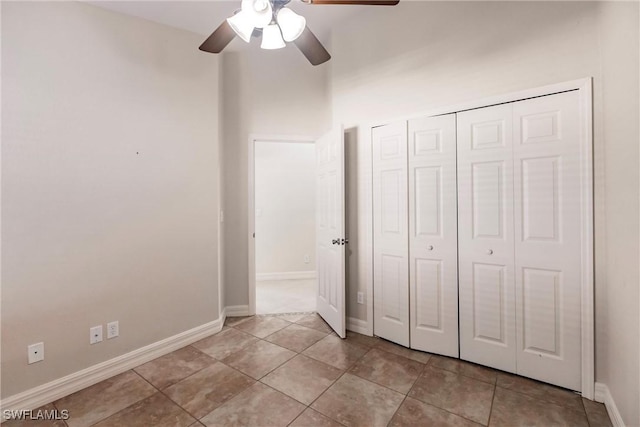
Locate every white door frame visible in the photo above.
<box><xmin>247</xmin><ymin>134</ymin><xmax>317</xmax><ymax>316</ymax></box>
<box><xmin>366</xmin><ymin>78</ymin><xmax>594</xmax><ymax>399</ymax></box>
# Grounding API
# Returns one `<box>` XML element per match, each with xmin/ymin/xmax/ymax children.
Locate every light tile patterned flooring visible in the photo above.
<box><xmin>9</xmin><ymin>313</ymin><xmax>613</xmax><ymax>427</ymax></box>
<box><xmin>256</xmin><ymin>279</ymin><xmax>316</xmax><ymax>315</ymax></box>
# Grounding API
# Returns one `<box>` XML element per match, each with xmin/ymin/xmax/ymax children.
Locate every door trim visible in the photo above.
<box><xmin>247</xmin><ymin>134</ymin><xmax>317</xmax><ymax>316</ymax></box>
<box><xmin>366</xmin><ymin>78</ymin><xmax>594</xmax><ymax>399</ymax></box>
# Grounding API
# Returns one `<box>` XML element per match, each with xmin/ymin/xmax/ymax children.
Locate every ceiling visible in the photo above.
<box><xmin>88</xmin><ymin>0</ymin><xmax>369</xmax><ymax>51</ymax></box>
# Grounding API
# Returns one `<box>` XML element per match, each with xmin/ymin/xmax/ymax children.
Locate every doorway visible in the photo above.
<box><xmin>251</xmin><ymin>139</ymin><xmax>317</xmax><ymax>315</ymax></box>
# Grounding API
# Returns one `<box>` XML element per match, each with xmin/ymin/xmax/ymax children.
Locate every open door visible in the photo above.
<box><xmin>315</xmin><ymin>127</ymin><xmax>346</xmax><ymax>338</ymax></box>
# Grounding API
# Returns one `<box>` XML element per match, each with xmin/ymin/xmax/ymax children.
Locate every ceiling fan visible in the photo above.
<box><xmin>199</xmin><ymin>0</ymin><xmax>399</xmax><ymax>66</ymax></box>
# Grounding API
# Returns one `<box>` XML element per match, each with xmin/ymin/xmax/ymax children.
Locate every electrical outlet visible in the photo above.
<box><xmin>357</xmin><ymin>292</ymin><xmax>364</xmax><ymax>304</ymax></box>
<box><xmin>304</xmin><ymin>254</ymin><xmax>310</xmax><ymax>264</ymax></box>
<box><xmin>28</xmin><ymin>342</ymin><xmax>44</xmax><ymax>364</ymax></box>
<box><xmin>107</xmin><ymin>321</ymin><xmax>119</xmax><ymax>339</ymax></box>
<box><xmin>90</xmin><ymin>325</ymin><xmax>103</xmax><ymax>344</ymax></box>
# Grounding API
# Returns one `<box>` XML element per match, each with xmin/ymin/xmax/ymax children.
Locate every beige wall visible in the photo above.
<box><xmin>255</xmin><ymin>141</ymin><xmax>316</xmax><ymax>275</ymax></box>
<box><xmin>1</xmin><ymin>2</ymin><xmax>221</xmax><ymax>398</ymax></box>
<box><xmin>330</xmin><ymin>2</ymin><xmax>638</xmax><ymax>424</ymax></box>
<box><xmin>221</xmin><ymin>46</ymin><xmax>330</xmax><ymax>306</ymax></box>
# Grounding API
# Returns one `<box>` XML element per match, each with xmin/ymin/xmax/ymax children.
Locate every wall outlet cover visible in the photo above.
<box><xmin>107</xmin><ymin>321</ymin><xmax>119</xmax><ymax>339</ymax></box>
<box><xmin>28</xmin><ymin>342</ymin><xmax>44</xmax><ymax>364</ymax></box>
<box><xmin>357</xmin><ymin>292</ymin><xmax>364</xmax><ymax>304</ymax></box>
<box><xmin>304</xmin><ymin>255</ymin><xmax>311</xmax><ymax>264</ymax></box>
<box><xmin>90</xmin><ymin>325</ymin><xmax>103</xmax><ymax>344</ymax></box>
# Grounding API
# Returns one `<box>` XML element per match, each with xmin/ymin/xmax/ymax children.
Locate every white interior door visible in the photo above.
<box><xmin>458</xmin><ymin>104</ymin><xmax>517</xmax><ymax>373</ymax></box>
<box><xmin>513</xmin><ymin>91</ymin><xmax>582</xmax><ymax>391</ymax></box>
<box><xmin>316</xmin><ymin>127</ymin><xmax>346</xmax><ymax>338</ymax></box>
<box><xmin>373</xmin><ymin>122</ymin><xmax>410</xmax><ymax>347</ymax></box>
<box><xmin>408</xmin><ymin>114</ymin><xmax>459</xmax><ymax>357</ymax></box>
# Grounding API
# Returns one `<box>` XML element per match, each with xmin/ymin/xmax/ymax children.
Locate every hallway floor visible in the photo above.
<box><xmin>15</xmin><ymin>313</ymin><xmax>613</xmax><ymax>427</ymax></box>
<box><xmin>256</xmin><ymin>279</ymin><xmax>316</xmax><ymax>314</ymax></box>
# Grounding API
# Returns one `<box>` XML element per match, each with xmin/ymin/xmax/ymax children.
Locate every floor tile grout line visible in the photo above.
<box><xmin>494</xmin><ymin>384</ymin><xmax>587</xmax><ymax>414</ymax></box>
<box><xmin>582</xmin><ymin>397</ymin><xmax>597</xmax><ymax>427</ymax></box>
<box><xmin>262</xmin><ymin>324</ymin><xmax>331</xmax><ymax>353</ymax></box>
<box><xmin>427</xmin><ymin>357</ymin><xmax>499</xmax><ymax>385</ymax></box>
<box><xmin>147</xmin><ymin>352</ymin><xmax>254</xmax><ymax>423</ymax></box>
<box><xmin>486</xmin><ymin>382</ymin><xmax>498</xmax><ymax>426</ymax></box>
<box><xmin>408</xmin><ymin>396</ymin><xmax>490</xmax><ymax>427</ymax></box>
<box><xmin>386</xmin><ymin>393</ymin><xmax>409</xmax><ymax>427</ymax></box>
<box><xmin>304</xmin><ymin>369</ymin><xmax>350</xmax><ymax>425</ymax></box>
<box><xmin>404</xmin><ymin>367</ymin><xmax>495</xmax><ymax>426</ymax></box>
<box><xmin>346</xmin><ymin>348</ymin><xmax>422</xmax><ymax>396</ymax></box>
<box><xmin>84</xmin><ymin>370</ymin><xmax>163</xmax><ymax>427</ymax></box>
<box><xmin>51</xmin><ymin>399</ymin><xmax>70</xmax><ymax>427</ymax></box>
<box><xmin>157</xmin><ymin>386</ymin><xmax>203</xmax><ymax>423</ymax></box>
<box><xmin>422</xmin><ymin>362</ymin><xmax>499</xmax><ymax>389</ymax></box>
<box><xmin>372</xmin><ymin>340</ymin><xmax>433</xmax><ymax>366</ymax></box>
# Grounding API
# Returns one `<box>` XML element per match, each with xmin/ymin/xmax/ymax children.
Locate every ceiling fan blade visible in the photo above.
<box><xmin>294</xmin><ymin>27</ymin><xmax>331</xmax><ymax>66</ymax></box>
<box><xmin>199</xmin><ymin>20</ymin><xmax>236</xmax><ymax>54</ymax></box>
<box><xmin>307</xmin><ymin>0</ymin><xmax>399</xmax><ymax>5</ymax></box>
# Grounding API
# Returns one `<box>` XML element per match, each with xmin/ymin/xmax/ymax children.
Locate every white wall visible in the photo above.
<box><xmin>330</xmin><ymin>2</ymin><xmax>638</xmax><ymax>425</ymax></box>
<box><xmin>1</xmin><ymin>2</ymin><xmax>221</xmax><ymax>398</ymax></box>
<box><xmin>221</xmin><ymin>45</ymin><xmax>330</xmax><ymax>306</ymax></box>
<box><xmin>255</xmin><ymin>141</ymin><xmax>316</xmax><ymax>275</ymax></box>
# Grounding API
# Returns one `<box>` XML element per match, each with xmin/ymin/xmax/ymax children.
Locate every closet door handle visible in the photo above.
<box><xmin>487</xmin><ymin>249</ymin><xmax>494</xmax><ymax>255</ymax></box>
<box><xmin>332</xmin><ymin>239</ymin><xmax>340</xmax><ymax>245</ymax></box>
<box><xmin>427</xmin><ymin>245</ymin><xmax>434</xmax><ymax>251</ymax></box>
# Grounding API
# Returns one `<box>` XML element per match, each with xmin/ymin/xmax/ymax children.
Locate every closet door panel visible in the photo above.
<box><xmin>458</xmin><ymin>104</ymin><xmax>517</xmax><ymax>372</ymax></box>
<box><xmin>513</xmin><ymin>91</ymin><xmax>582</xmax><ymax>391</ymax></box>
<box><xmin>408</xmin><ymin>114</ymin><xmax>458</xmax><ymax>356</ymax></box>
<box><xmin>373</xmin><ymin>122</ymin><xmax>410</xmax><ymax>346</ymax></box>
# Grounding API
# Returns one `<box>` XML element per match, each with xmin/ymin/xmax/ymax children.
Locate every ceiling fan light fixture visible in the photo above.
<box><xmin>227</xmin><ymin>12</ymin><xmax>254</xmax><ymax>43</ymax></box>
<box><xmin>261</xmin><ymin>23</ymin><xmax>286</xmax><ymax>50</ymax></box>
<box><xmin>276</xmin><ymin>8</ymin><xmax>306</xmax><ymax>42</ymax></box>
<box><xmin>241</xmin><ymin>0</ymin><xmax>273</xmax><ymax>29</ymax></box>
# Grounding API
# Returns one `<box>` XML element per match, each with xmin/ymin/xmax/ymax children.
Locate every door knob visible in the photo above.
<box><xmin>427</xmin><ymin>245</ymin><xmax>434</xmax><ymax>251</ymax></box>
<box><xmin>487</xmin><ymin>249</ymin><xmax>494</xmax><ymax>255</ymax></box>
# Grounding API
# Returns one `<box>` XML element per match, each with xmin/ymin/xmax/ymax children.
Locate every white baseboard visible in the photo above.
<box><xmin>347</xmin><ymin>317</ymin><xmax>370</xmax><ymax>335</ymax></box>
<box><xmin>225</xmin><ymin>305</ymin><xmax>250</xmax><ymax>317</ymax></box>
<box><xmin>595</xmin><ymin>382</ymin><xmax>624</xmax><ymax>427</ymax></box>
<box><xmin>256</xmin><ymin>271</ymin><xmax>316</xmax><ymax>281</ymax></box>
<box><xmin>0</xmin><ymin>317</ymin><xmax>224</xmax><ymax>415</ymax></box>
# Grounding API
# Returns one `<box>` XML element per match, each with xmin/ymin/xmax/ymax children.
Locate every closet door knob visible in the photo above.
<box><xmin>427</xmin><ymin>245</ymin><xmax>434</xmax><ymax>251</ymax></box>
<box><xmin>487</xmin><ymin>249</ymin><xmax>494</xmax><ymax>255</ymax></box>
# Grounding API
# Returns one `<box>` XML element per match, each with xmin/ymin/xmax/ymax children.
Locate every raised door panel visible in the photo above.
<box><xmin>414</xmin><ymin>166</ymin><xmax>442</xmax><ymax>238</ymax></box>
<box><xmin>373</xmin><ymin>122</ymin><xmax>409</xmax><ymax>346</ymax></box>
<box><xmin>513</xmin><ymin>91</ymin><xmax>582</xmax><ymax>391</ymax></box>
<box><xmin>472</xmin><ymin>263</ymin><xmax>507</xmax><ymax>345</ymax></box>
<box><xmin>409</xmin><ymin>114</ymin><xmax>458</xmax><ymax>357</ymax></box>
<box><xmin>458</xmin><ymin>104</ymin><xmax>516</xmax><ymax>372</ymax></box>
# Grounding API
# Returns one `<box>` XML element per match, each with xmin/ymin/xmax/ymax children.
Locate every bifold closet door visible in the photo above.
<box><xmin>457</xmin><ymin>104</ymin><xmax>517</xmax><ymax>373</ymax></box>
<box><xmin>458</xmin><ymin>91</ymin><xmax>583</xmax><ymax>391</ymax></box>
<box><xmin>513</xmin><ymin>91</ymin><xmax>582</xmax><ymax>391</ymax></box>
<box><xmin>373</xmin><ymin>122</ymin><xmax>410</xmax><ymax>346</ymax></box>
<box><xmin>408</xmin><ymin>114</ymin><xmax>459</xmax><ymax>357</ymax></box>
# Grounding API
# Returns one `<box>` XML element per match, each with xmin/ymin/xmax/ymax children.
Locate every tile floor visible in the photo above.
<box><xmin>256</xmin><ymin>279</ymin><xmax>316</xmax><ymax>314</ymax></box>
<box><xmin>9</xmin><ymin>313</ymin><xmax>613</xmax><ymax>427</ymax></box>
